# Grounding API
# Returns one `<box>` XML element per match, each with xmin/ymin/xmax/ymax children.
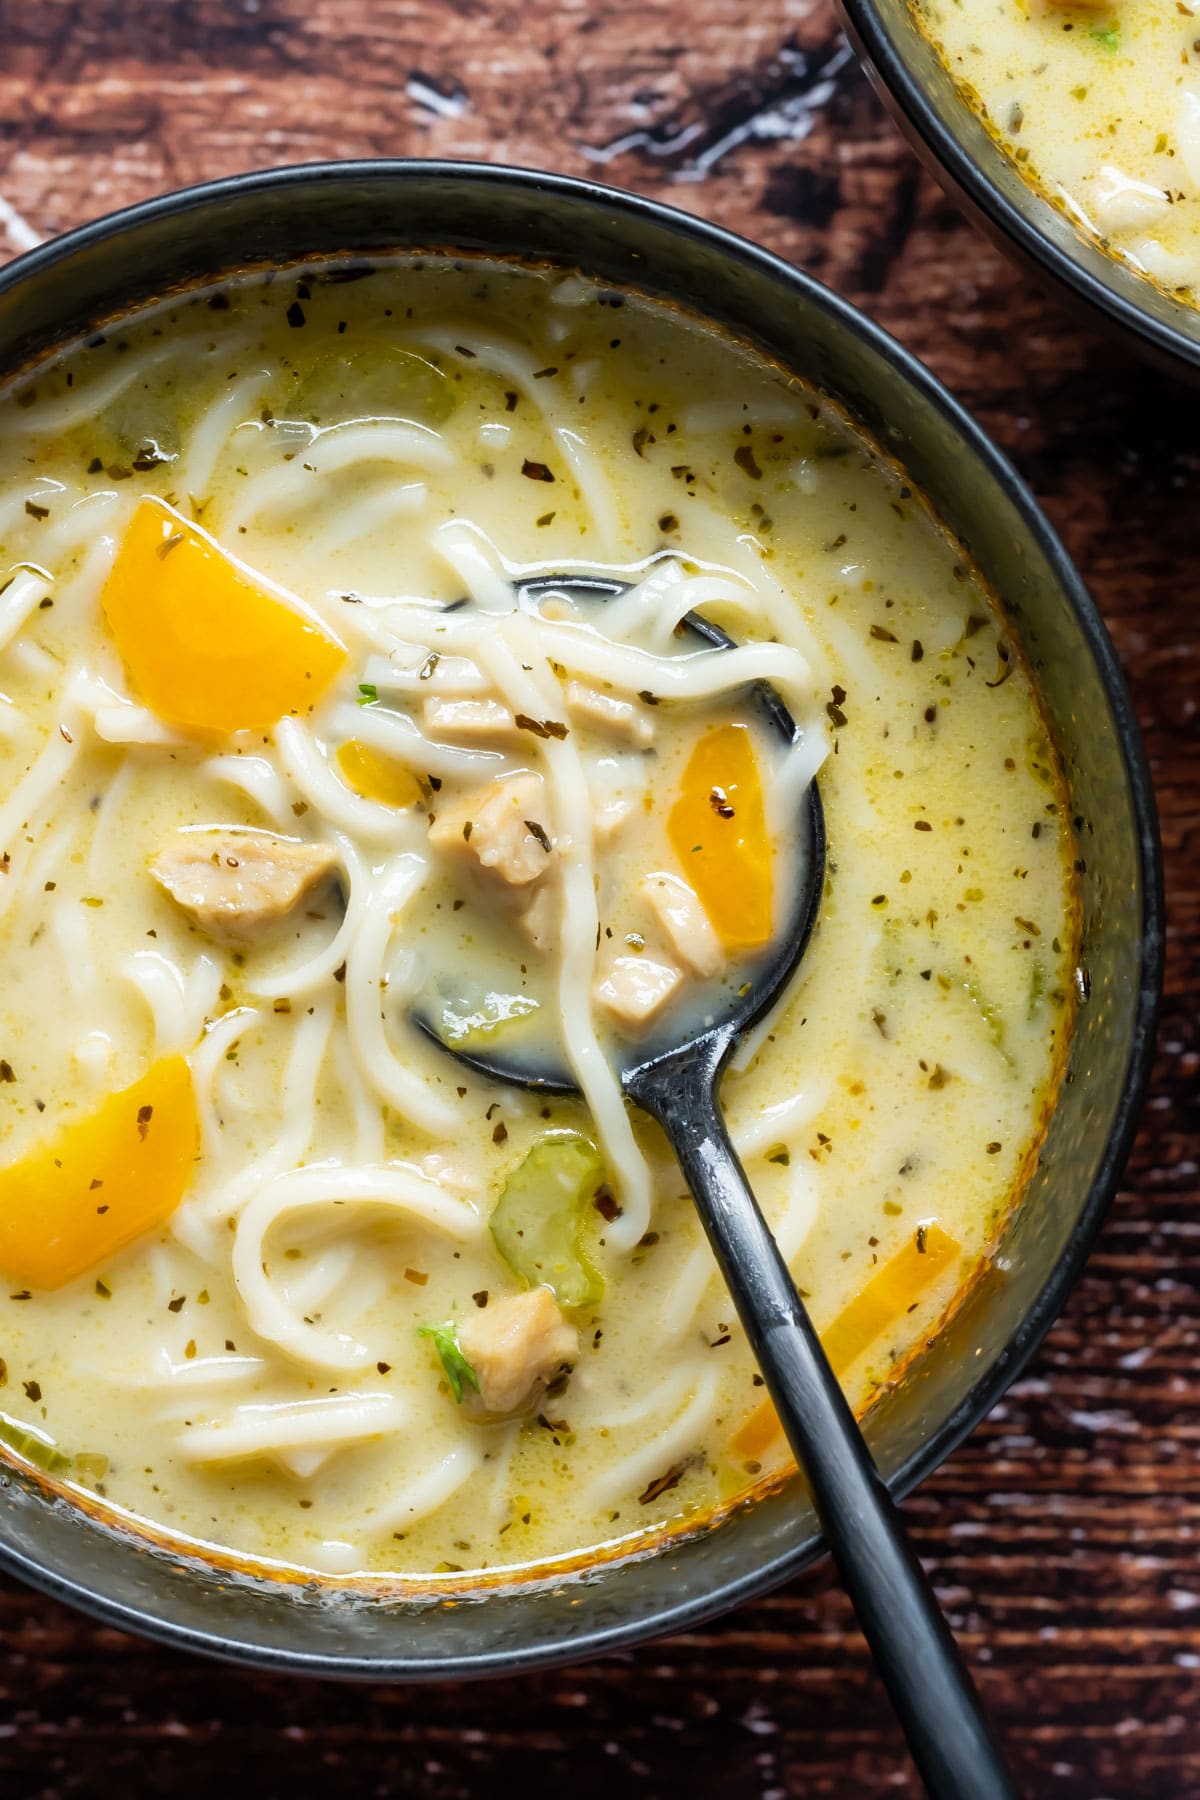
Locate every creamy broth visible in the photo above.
<box><xmin>0</xmin><ymin>259</ymin><xmax>1076</xmax><ymax>1579</ymax></box>
<box><xmin>918</xmin><ymin>0</ymin><xmax>1200</xmax><ymax>299</ymax></box>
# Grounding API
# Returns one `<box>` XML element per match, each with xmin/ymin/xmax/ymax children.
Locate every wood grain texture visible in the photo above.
<box><xmin>0</xmin><ymin>2</ymin><xmax>1197</xmax><ymax>1795</ymax></box>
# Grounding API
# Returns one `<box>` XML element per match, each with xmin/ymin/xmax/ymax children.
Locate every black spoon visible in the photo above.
<box><xmin>421</xmin><ymin>575</ymin><xmax>1016</xmax><ymax>1800</ymax></box>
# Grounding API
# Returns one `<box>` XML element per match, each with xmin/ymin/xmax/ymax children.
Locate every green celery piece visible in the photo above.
<box><xmin>438</xmin><ymin>990</ymin><xmax>539</xmax><ymax>1047</ymax></box>
<box><xmin>490</xmin><ymin>1133</ymin><xmax>606</xmax><ymax>1309</ymax></box>
<box><xmin>418</xmin><ymin>1322</ymin><xmax>480</xmax><ymax>1405</ymax></box>
<box><xmin>959</xmin><ymin>972</ymin><xmax>1012</xmax><ymax>1062</ymax></box>
<box><xmin>285</xmin><ymin>345</ymin><xmax>456</xmax><ymax>430</ymax></box>
<box><xmin>0</xmin><ymin>1410</ymin><xmax>70</xmax><ymax>1475</ymax></box>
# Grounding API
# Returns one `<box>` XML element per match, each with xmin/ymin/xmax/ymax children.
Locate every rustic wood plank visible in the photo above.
<box><xmin>1</xmin><ymin>1</ymin><xmax>1197</xmax><ymax>1795</ymax></box>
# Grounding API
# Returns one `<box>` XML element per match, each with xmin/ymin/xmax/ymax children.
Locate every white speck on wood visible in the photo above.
<box><xmin>0</xmin><ymin>195</ymin><xmax>42</xmax><ymax>253</ymax></box>
<box><xmin>405</xmin><ymin>78</ymin><xmax>468</xmax><ymax>119</ymax></box>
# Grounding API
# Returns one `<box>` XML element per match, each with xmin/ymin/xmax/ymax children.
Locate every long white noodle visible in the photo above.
<box><xmin>585</xmin><ymin>1370</ymin><xmax>720</xmax><ymax>1508</ymax></box>
<box><xmin>0</xmin><ymin>569</ymin><xmax>52</xmax><ymax>655</ymax></box>
<box><xmin>367</xmin><ymin>1442</ymin><xmax>484</xmax><ymax>1535</ymax></box>
<box><xmin>232</xmin><ymin>1162</ymin><xmax>480</xmax><ymax>1368</ymax></box>
<box><xmin>342</xmin><ymin>851</ymin><xmax>461</xmax><ymax>1136</ymax></box>
<box><xmin>416</xmin><ymin>326</ymin><xmax>622</xmax><ymax>545</ymax></box>
<box><xmin>476</xmin><ymin>623</ymin><xmax>653</xmax><ymax>1246</ymax></box>
<box><xmin>178</xmin><ymin>1391</ymin><xmax>406</xmax><ymax>1464</ymax></box>
<box><xmin>194</xmin><ymin>996</ymin><xmax>336</xmax><ymax>1226</ymax></box>
<box><xmin>223</xmin><ymin>421</ymin><xmax>453</xmax><ymax>533</ymax></box>
<box><xmin>176</xmin><ymin>369</ymin><xmax>273</xmax><ymax>503</ymax></box>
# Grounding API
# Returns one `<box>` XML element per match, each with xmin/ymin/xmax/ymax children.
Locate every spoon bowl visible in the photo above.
<box><xmin>415</xmin><ymin>572</ymin><xmax>826</xmax><ymax>1093</ymax></box>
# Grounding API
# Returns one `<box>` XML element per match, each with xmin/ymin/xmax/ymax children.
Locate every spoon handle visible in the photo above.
<box><xmin>631</xmin><ymin>1050</ymin><xmax>1017</xmax><ymax>1800</ymax></box>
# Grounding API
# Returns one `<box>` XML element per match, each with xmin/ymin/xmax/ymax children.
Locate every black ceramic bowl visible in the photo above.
<box><xmin>0</xmin><ymin>161</ymin><xmax>1163</xmax><ymax>1677</ymax></box>
<box><xmin>837</xmin><ymin>0</ymin><xmax>1200</xmax><ymax>374</ymax></box>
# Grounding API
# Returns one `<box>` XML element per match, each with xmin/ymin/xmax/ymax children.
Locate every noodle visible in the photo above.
<box><xmin>232</xmin><ymin>1161</ymin><xmax>481</xmax><ymax>1368</ymax></box>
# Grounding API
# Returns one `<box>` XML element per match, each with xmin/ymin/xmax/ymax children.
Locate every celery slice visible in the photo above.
<box><xmin>0</xmin><ymin>1410</ymin><xmax>70</xmax><ymax>1475</ymax></box>
<box><xmin>490</xmin><ymin>1133</ymin><xmax>606</xmax><ymax>1308</ymax></box>
<box><xmin>438</xmin><ymin>990</ymin><xmax>539</xmax><ymax>1047</ymax></box>
<box><xmin>284</xmin><ymin>345</ymin><xmax>455</xmax><ymax>430</ymax></box>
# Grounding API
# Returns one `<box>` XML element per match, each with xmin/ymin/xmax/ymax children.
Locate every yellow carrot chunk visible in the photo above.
<box><xmin>101</xmin><ymin>497</ymin><xmax>346</xmax><ymax>735</ymax></box>
<box><xmin>729</xmin><ymin>1223</ymin><xmax>961</xmax><ymax>1460</ymax></box>
<box><xmin>728</xmin><ymin>1397</ymin><xmax>789</xmax><ymax>1463</ymax></box>
<box><xmin>0</xmin><ymin>1056</ymin><xmax>198</xmax><ymax>1289</ymax></box>
<box><xmin>335</xmin><ymin>741</ymin><xmax>424</xmax><ymax>809</ymax></box>
<box><xmin>667</xmin><ymin>722</ymin><xmax>772</xmax><ymax>951</ymax></box>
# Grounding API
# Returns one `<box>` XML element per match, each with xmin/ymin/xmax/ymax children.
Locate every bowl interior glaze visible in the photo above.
<box><xmin>837</xmin><ymin>0</ymin><xmax>1200</xmax><ymax>375</ymax></box>
<box><xmin>0</xmin><ymin>163</ymin><xmax>1163</xmax><ymax>1677</ymax></box>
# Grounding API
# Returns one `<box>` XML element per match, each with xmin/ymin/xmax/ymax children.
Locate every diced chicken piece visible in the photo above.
<box><xmin>1092</xmin><ymin>166</ymin><xmax>1169</xmax><ymax>232</ymax></box>
<box><xmin>641</xmin><ymin>872</ymin><xmax>723</xmax><ymax>978</ymax></box>
<box><xmin>518</xmin><ymin>882</ymin><xmax>556</xmax><ymax>952</ymax></box>
<box><xmin>428</xmin><ymin>772</ymin><xmax>554</xmax><ymax>888</ymax></box>
<box><xmin>400</xmin><ymin>650</ymin><xmax>488</xmax><ymax>694</ymax></box>
<box><xmin>565</xmin><ymin>680</ymin><xmax>654</xmax><ymax>747</ymax></box>
<box><xmin>422</xmin><ymin>696</ymin><xmax>518</xmax><ymax>740</ymax></box>
<box><xmin>596</xmin><ymin>795</ymin><xmax>633</xmax><ymax>843</ymax></box>
<box><xmin>150</xmin><ymin>831</ymin><xmax>337</xmax><ymax>938</ymax></box>
<box><xmin>594</xmin><ymin>953</ymin><xmax>683</xmax><ymax>1028</ymax></box>
<box><xmin>458</xmin><ymin>1286</ymin><xmax>579</xmax><ymax>1417</ymax></box>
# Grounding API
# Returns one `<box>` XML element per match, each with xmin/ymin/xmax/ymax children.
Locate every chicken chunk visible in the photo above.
<box><xmin>594</xmin><ymin>952</ymin><xmax>683</xmax><ymax>1028</ymax></box>
<box><xmin>422</xmin><ymin>696</ymin><xmax>518</xmax><ymax>740</ymax></box>
<box><xmin>565</xmin><ymin>680</ymin><xmax>654</xmax><ymax>747</ymax></box>
<box><xmin>150</xmin><ymin>831</ymin><xmax>337</xmax><ymax>937</ymax></box>
<box><xmin>641</xmin><ymin>873</ymin><xmax>723</xmax><ymax>978</ymax></box>
<box><xmin>517</xmin><ymin>882</ymin><xmax>556</xmax><ymax>952</ymax></box>
<box><xmin>427</xmin><ymin>772</ymin><xmax>554</xmax><ymax>888</ymax></box>
<box><xmin>595</xmin><ymin>795</ymin><xmax>633</xmax><ymax>843</ymax></box>
<box><xmin>1091</xmin><ymin>166</ymin><xmax>1169</xmax><ymax>233</ymax></box>
<box><xmin>458</xmin><ymin>1286</ymin><xmax>579</xmax><ymax>1417</ymax></box>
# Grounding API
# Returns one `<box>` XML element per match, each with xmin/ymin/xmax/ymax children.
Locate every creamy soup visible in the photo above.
<box><xmin>0</xmin><ymin>258</ymin><xmax>1076</xmax><ymax>1580</ymax></box>
<box><xmin>918</xmin><ymin>0</ymin><xmax>1200</xmax><ymax>300</ymax></box>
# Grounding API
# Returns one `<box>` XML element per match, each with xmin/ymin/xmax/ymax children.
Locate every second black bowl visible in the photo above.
<box><xmin>838</xmin><ymin>0</ymin><xmax>1200</xmax><ymax>376</ymax></box>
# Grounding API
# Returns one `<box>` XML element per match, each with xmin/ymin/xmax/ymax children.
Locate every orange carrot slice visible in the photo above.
<box><xmin>667</xmin><ymin>722</ymin><xmax>772</xmax><ymax>951</ymax></box>
<box><xmin>0</xmin><ymin>1057</ymin><xmax>198</xmax><ymax>1288</ymax></box>
<box><xmin>102</xmin><ymin>497</ymin><xmax>346</xmax><ymax>735</ymax></box>
<box><xmin>335</xmin><ymin>741</ymin><xmax>424</xmax><ymax>808</ymax></box>
<box><xmin>730</xmin><ymin>1223</ymin><xmax>961</xmax><ymax>1460</ymax></box>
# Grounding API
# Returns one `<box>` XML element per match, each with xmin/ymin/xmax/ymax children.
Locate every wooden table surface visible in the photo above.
<box><xmin>0</xmin><ymin>2</ymin><xmax>1196</xmax><ymax>1795</ymax></box>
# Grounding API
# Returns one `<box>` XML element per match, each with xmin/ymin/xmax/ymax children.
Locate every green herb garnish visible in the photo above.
<box><xmin>418</xmin><ymin>1322</ymin><xmax>479</xmax><ymax>1404</ymax></box>
<box><xmin>357</xmin><ymin>682</ymin><xmax>378</xmax><ymax>706</ymax></box>
<box><xmin>1090</xmin><ymin>26</ymin><xmax>1120</xmax><ymax>51</ymax></box>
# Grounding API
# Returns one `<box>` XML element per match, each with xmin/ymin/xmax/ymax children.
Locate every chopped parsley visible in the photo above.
<box><xmin>418</xmin><ymin>1322</ymin><xmax>479</xmax><ymax>1404</ymax></box>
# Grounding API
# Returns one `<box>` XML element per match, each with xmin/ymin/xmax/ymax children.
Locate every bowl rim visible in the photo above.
<box><xmin>836</xmin><ymin>0</ymin><xmax>1200</xmax><ymax>374</ymax></box>
<box><xmin>0</xmin><ymin>157</ymin><xmax>1165</xmax><ymax>1677</ymax></box>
